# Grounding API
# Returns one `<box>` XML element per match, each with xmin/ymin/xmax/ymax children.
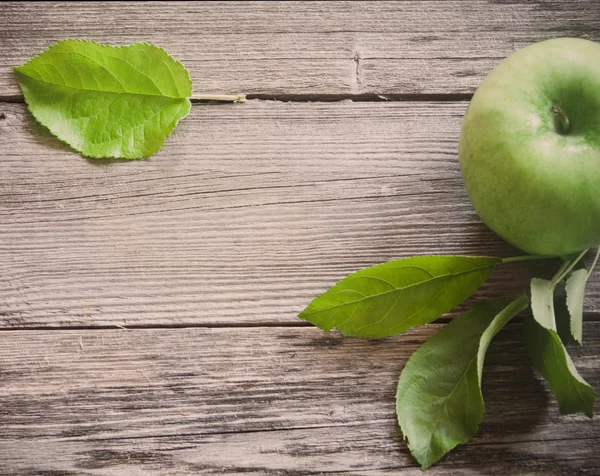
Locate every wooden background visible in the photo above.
<box><xmin>1</xmin><ymin>2</ymin><xmax>599</xmax><ymax>474</ymax></box>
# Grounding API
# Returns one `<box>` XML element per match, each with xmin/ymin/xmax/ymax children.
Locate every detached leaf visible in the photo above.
<box><xmin>14</xmin><ymin>40</ymin><xmax>192</xmax><ymax>159</ymax></box>
<box><xmin>396</xmin><ymin>296</ymin><xmax>528</xmax><ymax>469</ymax></box>
<box><xmin>299</xmin><ymin>256</ymin><xmax>501</xmax><ymax>338</ymax></box>
<box><xmin>566</xmin><ymin>268</ymin><xmax>587</xmax><ymax>345</ymax></box>
<box><xmin>524</xmin><ymin>315</ymin><xmax>595</xmax><ymax>418</ymax></box>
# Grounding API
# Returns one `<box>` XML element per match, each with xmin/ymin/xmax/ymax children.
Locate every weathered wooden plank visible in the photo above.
<box><xmin>0</xmin><ymin>324</ymin><xmax>598</xmax><ymax>474</ymax></box>
<box><xmin>1</xmin><ymin>101</ymin><xmax>599</xmax><ymax>328</ymax></box>
<box><xmin>1</xmin><ymin>1</ymin><xmax>599</xmax><ymax>98</ymax></box>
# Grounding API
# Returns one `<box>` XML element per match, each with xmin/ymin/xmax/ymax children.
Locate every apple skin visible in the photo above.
<box><xmin>459</xmin><ymin>38</ymin><xmax>600</xmax><ymax>256</ymax></box>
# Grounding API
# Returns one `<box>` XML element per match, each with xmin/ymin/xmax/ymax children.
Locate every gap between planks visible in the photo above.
<box><xmin>0</xmin><ymin>93</ymin><xmax>475</xmax><ymax>104</ymax></box>
<box><xmin>1</xmin><ymin>312</ymin><xmax>599</xmax><ymax>332</ymax></box>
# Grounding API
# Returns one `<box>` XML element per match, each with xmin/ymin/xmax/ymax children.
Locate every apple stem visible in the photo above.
<box><xmin>552</xmin><ymin>106</ymin><xmax>570</xmax><ymax>133</ymax></box>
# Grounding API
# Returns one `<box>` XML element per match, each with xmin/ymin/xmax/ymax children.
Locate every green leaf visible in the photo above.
<box><xmin>524</xmin><ymin>314</ymin><xmax>595</xmax><ymax>418</ymax></box>
<box><xmin>565</xmin><ymin>269</ymin><xmax>588</xmax><ymax>345</ymax></box>
<box><xmin>396</xmin><ymin>296</ymin><xmax>528</xmax><ymax>469</ymax></box>
<box><xmin>14</xmin><ymin>40</ymin><xmax>192</xmax><ymax>159</ymax></box>
<box><xmin>533</xmin><ymin>255</ymin><xmax>587</xmax><ymax>346</ymax></box>
<box><xmin>526</xmin><ymin>275</ymin><xmax>595</xmax><ymax>417</ymax></box>
<box><xmin>530</xmin><ymin>277</ymin><xmax>556</xmax><ymax>330</ymax></box>
<box><xmin>299</xmin><ymin>256</ymin><xmax>501</xmax><ymax>338</ymax></box>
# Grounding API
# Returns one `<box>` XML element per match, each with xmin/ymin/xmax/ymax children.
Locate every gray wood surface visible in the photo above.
<box><xmin>1</xmin><ymin>324</ymin><xmax>599</xmax><ymax>475</ymax></box>
<box><xmin>2</xmin><ymin>101</ymin><xmax>599</xmax><ymax>328</ymax></box>
<box><xmin>1</xmin><ymin>1</ymin><xmax>599</xmax><ymax>474</ymax></box>
<box><xmin>1</xmin><ymin>1</ymin><xmax>599</xmax><ymax>98</ymax></box>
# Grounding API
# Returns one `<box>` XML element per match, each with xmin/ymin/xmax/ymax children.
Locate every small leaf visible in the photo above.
<box><xmin>530</xmin><ymin>277</ymin><xmax>556</xmax><ymax>330</ymax></box>
<box><xmin>14</xmin><ymin>40</ymin><xmax>192</xmax><ymax>159</ymax></box>
<box><xmin>396</xmin><ymin>296</ymin><xmax>528</xmax><ymax>469</ymax></box>
<box><xmin>565</xmin><ymin>268</ymin><xmax>588</xmax><ymax>345</ymax></box>
<box><xmin>299</xmin><ymin>256</ymin><xmax>501</xmax><ymax>338</ymax></box>
<box><xmin>524</xmin><ymin>314</ymin><xmax>595</xmax><ymax>418</ymax></box>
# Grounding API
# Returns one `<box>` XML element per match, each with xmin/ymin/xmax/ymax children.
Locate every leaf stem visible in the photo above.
<box><xmin>501</xmin><ymin>255</ymin><xmax>553</xmax><ymax>264</ymax></box>
<box><xmin>551</xmin><ymin>249</ymin><xmax>588</xmax><ymax>287</ymax></box>
<box><xmin>190</xmin><ymin>94</ymin><xmax>246</xmax><ymax>103</ymax></box>
<box><xmin>551</xmin><ymin>260</ymin><xmax>571</xmax><ymax>283</ymax></box>
<box><xmin>495</xmin><ymin>294</ymin><xmax>530</xmax><ymax>328</ymax></box>
<box><xmin>587</xmin><ymin>247</ymin><xmax>600</xmax><ymax>279</ymax></box>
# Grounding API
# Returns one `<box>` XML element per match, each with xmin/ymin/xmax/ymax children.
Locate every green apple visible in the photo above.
<box><xmin>459</xmin><ymin>38</ymin><xmax>600</xmax><ymax>256</ymax></box>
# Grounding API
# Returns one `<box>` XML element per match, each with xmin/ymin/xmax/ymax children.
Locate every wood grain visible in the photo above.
<box><xmin>2</xmin><ymin>101</ymin><xmax>599</xmax><ymax>328</ymax></box>
<box><xmin>1</xmin><ymin>1</ymin><xmax>599</xmax><ymax>98</ymax></box>
<box><xmin>0</xmin><ymin>324</ymin><xmax>598</xmax><ymax>475</ymax></box>
<box><xmin>2</xmin><ymin>3</ymin><xmax>600</xmax><ymax>474</ymax></box>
